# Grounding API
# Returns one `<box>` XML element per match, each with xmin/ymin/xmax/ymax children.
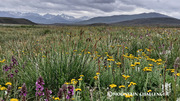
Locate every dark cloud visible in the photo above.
<box><xmin>0</xmin><ymin>0</ymin><xmax>180</xmax><ymax>18</ymax></box>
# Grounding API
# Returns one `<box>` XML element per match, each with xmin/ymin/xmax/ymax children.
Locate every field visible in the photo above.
<box><xmin>0</xmin><ymin>25</ymin><xmax>179</xmax><ymax>101</ymax></box>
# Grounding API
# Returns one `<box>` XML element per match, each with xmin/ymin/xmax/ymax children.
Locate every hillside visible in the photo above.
<box><xmin>0</xmin><ymin>17</ymin><xmax>36</xmax><ymax>24</ymax></box>
<box><xmin>77</xmin><ymin>12</ymin><xmax>170</xmax><ymax>24</ymax></box>
<box><xmin>112</xmin><ymin>17</ymin><xmax>180</xmax><ymax>26</ymax></box>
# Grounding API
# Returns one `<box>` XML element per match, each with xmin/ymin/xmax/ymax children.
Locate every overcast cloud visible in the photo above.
<box><xmin>0</xmin><ymin>0</ymin><xmax>180</xmax><ymax>18</ymax></box>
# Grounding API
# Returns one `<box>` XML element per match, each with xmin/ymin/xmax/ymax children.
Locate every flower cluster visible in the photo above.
<box><xmin>35</xmin><ymin>76</ymin><xmax>45</xmax><ymax>96</ymax></box>
<box><xmin>66</xmin><ymin>85</ymin><xmax>74</xmax><ymax>99</ymax></box>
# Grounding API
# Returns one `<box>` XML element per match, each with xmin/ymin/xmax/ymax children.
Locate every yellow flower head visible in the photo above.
<box><xmin>109</xmin><ymin>84</ymin><xmax>117</xmax><ymax>88</ymax></box>
<box><xmin>130</xmin><ymin>82</ymin><xmax>136</xmax><ymax>85</ymax></box>
<box><xmin>119</xmin><ymin>85</ymin><xmax>125</xmax><ymax>88</ymax></box>
<box><xmin>135</xmin><ymin>62</ymin><xmax>140</xmax><ymax>65</ymax></box>
<box><xmin>143</xmin><ymin>67</ymin><xmax>152</xmax><ymax>72</ymax></box>
<box><xmin>5</xmin><ymin>82</ymin><xmax>12</xmax><ymax>86</ymax></box>
<box><xmin>122</xmin><ymin>75</ymin><xmax>130</xmax><ymax>80</ymax></box>
<box><xmin>71</xmin><ymin>79</ymin><xmax>78</xmax><ymax>85</ymax></box>
<box><xmin>80</xmin><ymin>75</ymin><xmax>84</xmax><ymax>77</ymax></box>
<box><xmin>10</xmin><ymin>98</ymin><xmax>18</xmax><ymax>101</ymax></box>
<box><xmin>18</xmin><ymin>87</ymin><xmax>22</xmax><ymax>89</ymax></box>
<box><xmin>116</xmin><ymin>62</ymin><xmax>121</xmax><ymax>65</ymax></box>
<box><xmin>94</xmin><ymin>76</ymin><xmax>98</xmax><ymax>80</ymax></box>
<box><xmin>147</xmin><ymin>90</ymin><xmax>152</xmax><ymax>92</ymax></box>
<box><xmin>54</xmin><ymin>97</ymin><xmax>60</xmax><ymax>100</ymax></box>
<box><xmin>96</xmin><ymin>72</ymin><xmax>100</xmax><ymax>75</ymax></box>
<box><xmin>75</xmin><ymin>88</ymin><xmax>82</xmax><ymax>91</ymax></box>
<box><xmin>0</xmin><ymin>59</ymin><xmax>6</xmax><ymax>63</ymax></box>
<box><xmin>78</xmin><ymin>77</ymin><xmax>83</xmax><ymax>81</ymax></box>
<box><xmin>123</xmin><ymin>94</ymin><xmax>133</xmax><ymax>98</ymax></box>
<box><xmin>149</xmin><ymin>64</ymin><xmax>153</xmax><ymax>66</ymax></box>
<box><xmin>0</xmin><ymin>87</ymin><xmax>7</xmax><ymax>90</ymax></box>
<box><xmin>175</xmin><ymin>73</ymin><xmax>180</xmax><ymax>76</ymax></box>
<box><xmin>130</xmin><ymin>64</ymin><xmax>136</xmax><ymax>67</ymax></box>
<box><xmin>64</xmin><ymin>82</ymin><xmax>70</xmax><ymax>85</ymax></box>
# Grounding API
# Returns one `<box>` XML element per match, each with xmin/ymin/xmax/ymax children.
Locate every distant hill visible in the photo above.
<box><xmin>112</xmin><ymin>17</ymin><xmax>180</xmax><ymax>26</ymax></box>
<box><xmin>0</xmin><ymin>17</ymin><xmax>36</xmax><ymax>24</ymax></box>
<box><xmin>76</xmin><ymin>12</ymin><xmax>170</xmax><ymax>24</ymax></box>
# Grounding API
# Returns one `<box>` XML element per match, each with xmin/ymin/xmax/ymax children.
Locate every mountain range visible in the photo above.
<box><xmin>1</xmin><ymin>11</ymin><xmax>180</xmax><ymax>26</ymax></box>
<box><xmin>0</xmin><ymin>11</ymin><xmax>89</xmax><ymax>24</ymax></box>
<box><xmin>77</xmin><ymin>12</ymin><xmax>169</xmax><ymax>24</ymax></box>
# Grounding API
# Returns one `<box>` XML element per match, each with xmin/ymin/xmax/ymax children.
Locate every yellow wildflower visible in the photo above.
<box><xmin>42</xmin><ymin>55</ymin><xmax>46</xmax><ymax>58</ymax></box>
<box><xmin>122</xmin><ymin>75</ymin><xmax>130</xmax><ymax>80</ymax></box>
<box><xmin>130</xmin><ymin>82</ymin><xmax>136</xmax><ymax>85</ymax></box>
<box><xmin>128</xmin><ymin>84</ymin><xmax>131</xmax><ymax>87</ymax></box>
<box><xmin>157</xmin><ymin>63</ymin><xmax>162</xmax><ymax>65</ymax></box>
<box><xmin>96</xmin><ymin>72</ymin><xmax>100</xmax><ymax>75</ymax></box>
<box><xmin>135</xmin><ymin>62</ymin><xmax>140</xmax><ymax>65</ymax></box>
<box><xmin>107</xmin><ymin>59</ymin><xmax>115</xmax><ymax>61</ymax></box>
<box><xmin>119</xmin><ymin>85</ymin><xmax>125</xmax><ymax>88</ymax></box>
<box><xmin>175</xmin><ymin>73</ymin><xmax>180</xmax><ymax>76</ymax></box>
<box><xmin>143</xmin><ymin>67</ymin><xmax>152</xmax><ymax>72</ymax></box>
<box><xmin>0</xmin><ymin>59</ymin><xmax>6</xmax><ymax>63</ymax></box>
<box><xmin>0</xmin><ymin>87</ymin><xmax>7</xmax><ymax>90</ymax></box>
<box><xmin>123</xmin><ymin>94</ymin><xmax>133</xmax><ymax>98</ymax></box>
<box><xmin>117</xmin><ymin>45</ymin><xmax>121</xmax><ymax>47</ymax></box>
<box><xmin>109</xmin><ymin>84</ymin><xmax>117</xmax><ymax>88</ymax></box>
<box><xmin>72</xmin><ymin>98</ymin><xmax>75</xmax><ymax>100</ymax></box>
<box><xmin>18</xmin><ymin>87</ymin><xmax>22</xmax><ymax>89</ymax></box>
<box><xmin>94</xmin><ymin>76</ymin><xmax>98</xmax><ymax>80</ymax></box>
<box><xmin>116</xmin><ymin>62</ymin><xmax>121</xmax><ymax>65</ymax></box>
<box><xmin>130</xmin><ymin>64</ymin><xmax>136</xmax><ymax>67</ymax></box>
<box><xmin>157</xmin><ymin>59</ymin><xmax>162</xmax><ymax>62</ymax></box>
<box><xmin>5</xmin><ymin>82</ymin><xmax>12</xmax><ymax>86</ymax></box>
<box><xmin>64</xmin><ymin>82</ymin><xmax>70</xmax><ymax>85</ymax></box>
<box><xmin>71</xmin><ymin>79</ymin><xmax>78</xmax><ymax>85</ymax></box>
<box><xmin>125</xmin><ymin>47</ymin><xmax>128</xmax><ymax>49</ymax></box>
<box><xmin>10</xmin><ymin>98</ymin><xmax>18</xmax><ymax>101</ymax></box>
<box><xmin>149</xmin><ymin>64</ymin><xmax>153</xmax><ymax>66</ymax></box>
<box><xmin>78</xmin><ymin>78</ymin><xmax>83</xmax><ymax>81</ymax></box>
<box><xmin>80</xmin><ymin>75</ymin><xmax>84</xmax><ymax>77</ymax></box>
<box><xmin>108</xmin><ymin>65</ymin><xmax>111</xmax><ymax>68</ymax></box>
<box><xmin>54</xmin><ymin>97</ymin><xmax>60</xmax><ymax>100</ymax></box>
<box><xmin>75</xmin><ymin>88</ymin><xmax>82</xmax><ymax>91</ymax></box>
<box><xmin>147</xmin><ymin>90</ymin><xmax>152</xmax><ymax>92</ymax></box>
<box><xmin>73</xmin><ymin>50</ymin><xmax>77</xmax><ymax>52</ymax></box>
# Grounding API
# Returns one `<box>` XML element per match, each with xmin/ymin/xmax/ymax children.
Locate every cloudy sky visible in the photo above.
<box><xmin>0</xmin><ymin>0</ymin><xmax>180</xmax><ymax>18</ymax></box>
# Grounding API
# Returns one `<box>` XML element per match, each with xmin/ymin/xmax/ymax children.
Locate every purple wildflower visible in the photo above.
<box><xmin>20</xmin><ymin>83</ymin><xmax>27</xmax><ymax>97</ymax></box>
<box><xmin>11</xmin><ymin>56</ymin><xmax>18</xmax><ymax>66</ymax></box>
<box><xmin>3</xmin><ymin>65</ymin><xmax>9</xmax><ymax>71</ymax></box>
<box><xmin>8</xmin><ymin>73</ymin><xmax>14</xmax><ymax>78</ymax></box>
<box><xmin>35</xmin><ymin>76</ymin><xmax>45</xmax><ymax>96</ymax></box>
<box><xmin>66</xmin><ymin>85</ymin><xmax>74</xmax><ymax>99</ymax></box>
<box><xmin>15</xmin><ymin>69</ymin><xmax>19</xmax><ymax>73</ymax></box>
<box><xmin>45</xmin><ymin>88</ymin><xmax>52</xmax><ymax>101</ymax></box>
<box><xmin>58</xmin><ymin>88</ymin><xmax>63</xmax><ymax>99</ymax></box>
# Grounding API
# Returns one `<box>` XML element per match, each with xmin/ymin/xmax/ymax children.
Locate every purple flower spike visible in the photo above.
<box><xmin>11</xmin><ymin>56</ymin><xmax>18</xmax><ymax>66</ymax></box>
<box><xmin>8</xmin><ymin>73</ymin><xmax>14</xmax><ymax>78</ymax></box>
<box><xmin>20</xmin><ymin>83</ymin><xmax>27</xmax><ymax>97</ymax></box>
<box><xmin>45</xmin><ymin>88</ymin><xmax>52</xmax><ymax>101</ymax></box>
<box><xmin>35</xmin><ymin>76</ymin><xmax>45</xmax><ymax>96</ymax></box>
<box><xmin>66</xmin><ymin>85</ymin><xmax>74</xmax><ymax>99</ymax></box>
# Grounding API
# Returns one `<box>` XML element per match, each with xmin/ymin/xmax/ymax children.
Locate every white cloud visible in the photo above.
<box><xmin>0</xmin><ymin>0</ymin><xmax>179</xmax><ymax>18</ymax></box>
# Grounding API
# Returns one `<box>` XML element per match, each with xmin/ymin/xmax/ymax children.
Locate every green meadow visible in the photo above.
<box><xmin>0</xmin><ymin>25</ymin><xmax>179</xmax><ymax>101</ymax></box>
